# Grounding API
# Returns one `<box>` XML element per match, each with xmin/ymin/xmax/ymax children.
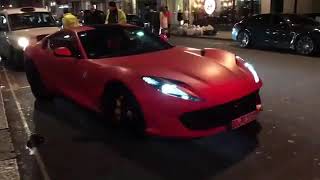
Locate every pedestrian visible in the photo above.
<box><xmin>62</xmin><ymin>8</ymin><xmax>79</xmax><ymax>29</ymax></box>
<box><xmin>150</xmin><ymin>9</ymin><xmax>160</xmax><ymax>35</ymax></box>
<box><xmin>78</xmin><ymin>10</ymin><xmax>84</xmax><ymax>24</ymax></box>
<box><xmin>165</xmin><ymin>6</ymin><xmax>171</xmax><ymax>37</ymax></box>
<box><xmin>84</xmin><ymin>5</ymin><xmax>106</xmax><ymax>25</ymax></box>
<box><xmin>159</xmin><ymin>6</ymin><xmax>169</xmax><ymax>36</ymax></box>
<box><xmin>105</xmin><ymin>1</ymin><xmax>127</xmax><ymax>24</ymax></box>
<box><xmin>177</xmin><ymin>9</ymin><xmax>184</xmax><ymax>25</ymax></box>
<box><xmin>143</xmin><ymin>4</ymin><xmax>151</xmax><ymax>23</ymax></box>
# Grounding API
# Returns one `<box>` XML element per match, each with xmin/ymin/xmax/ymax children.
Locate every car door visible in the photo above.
<box><xmin>266</xmin><ymin>15</ymin><xmax>293</xmax><ymax>49</ymax></box>
<box><xmin>0</xmin><ymin>14</ymin><xmax>10</xmax><ymax>58</ymax></box>
<box><xmin>45</xmin><ymin>31</ymin><xmax>87</xmax><ymax>101</ymax></box>
<box><xmin>248</xmin><ymin>14</ymin><xmax>272</xmax><ymax>45</ymax></box>
<box><xmin>75</xmin><ymin>27</ymin><xmax>128</xmax><ymax>110</ymax></box>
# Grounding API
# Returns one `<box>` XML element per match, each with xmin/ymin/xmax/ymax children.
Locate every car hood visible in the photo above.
<box><xmin>11</xmin><ymin>27</ymin><xmax>60</xmax><ymax>38</ymax></box>
<box><xmin>7</xmin><ymin>27</ymin><xmax>59</xmax><ymax>49</ymax></box>
<box><xmin>97</xmin><ymin>47</ymin><xmax>261</xmax><ymax>102</ymax></box>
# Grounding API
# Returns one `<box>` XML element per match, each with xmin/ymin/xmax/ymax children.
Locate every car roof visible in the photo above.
<box><xmin>0</xmin><ymin>7</ymin><xmax>48</xmax><ymax>15</ymax></box>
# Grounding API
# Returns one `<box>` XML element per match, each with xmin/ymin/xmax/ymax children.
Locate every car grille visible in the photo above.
<box><xmin>180</xmin><ymin>91</ymin><xmax>259</xmax><ymax>130</ymax></box>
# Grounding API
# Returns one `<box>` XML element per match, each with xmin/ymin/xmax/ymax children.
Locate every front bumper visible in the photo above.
<box><xmin>138</xmin><ymin>88</ymin><xmax>262</xmax><ymax>138</ymax></box>
<box><xmin>180</xmin><ymin>91</ymin><xmax>259</xmax><ymax>130</ymax></box>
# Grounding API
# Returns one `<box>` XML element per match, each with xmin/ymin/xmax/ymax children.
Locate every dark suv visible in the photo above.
<box><xmin>232</xmin><ymin>14</ymin><xmax>320</xmax><ymax>55</ymax></box>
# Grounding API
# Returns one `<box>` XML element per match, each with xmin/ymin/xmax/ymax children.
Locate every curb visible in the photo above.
<box><xmin>0</xmin><ymin>69</ymin><xmax>21</xmax><ymax>180</ymax></box>
<box><xmin>171</xmin><ymin>35</ymin><xmax>233</xmax><ymax>42</ymax></box>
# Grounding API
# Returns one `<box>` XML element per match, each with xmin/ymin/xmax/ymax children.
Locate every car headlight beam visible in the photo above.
<box><xmin>17</xmin><ymin>37</ymin><xmax>29</xmax><ymax>50</ymax></box>
<box><xmin>161</xmin><ymin>84</ymin><xmax>190</xmax><ymax>100</ymax></box>
<box><xmin>244</xmin><ymin>62</ymin><xmax>259</xmax><ymax>83</ymax></box>
<box><xmin>236</xmin><ymin>56</ymin><xmax>260</xmax><ymax>83</ymax></box>
<box><xmin>142</xmin><ymin>76</ymin><xmax>200</xmax><ymax>101</ymax></box>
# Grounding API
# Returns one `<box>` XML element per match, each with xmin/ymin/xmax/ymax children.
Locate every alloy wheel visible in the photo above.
<box><xmin>112</xmin><ymin>95</ymin><xmax>137</xmax><ymax>125</ymax></box>
<box><xmin>296</xmin><ymin>36</ymin><xmax>314</xmax><ymax>55</ymax></box>
<box><xmin>238</xmin><ymin>32</ymin><xmax>250</xmax><ymax>48</ymax></box>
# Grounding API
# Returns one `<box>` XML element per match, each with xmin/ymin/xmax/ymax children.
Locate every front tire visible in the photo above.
<box><xmin>25</xmin><ymin>60</ymin><xmax>52</xmax><ymax>100</ymax></box>
<box><xmin>295</xmin><ymin>35</ymin><xmax>316</xmax><ymax>55</ymax></box>
<box><xmin>237</xmin><ymin>31</ymin><xmax>251</xmax><ymax>48</ymax></box>
<box><xmin>102</xmin><ymin>85</ymin><xmax>146</xmax><ymax>137</ymax></box>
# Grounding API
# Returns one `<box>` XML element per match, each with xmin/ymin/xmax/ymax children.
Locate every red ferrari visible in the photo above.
<box><xmin>24</xmin><ymin>24</ymin><xmax>263</xmax><ymax>138</ymax></box>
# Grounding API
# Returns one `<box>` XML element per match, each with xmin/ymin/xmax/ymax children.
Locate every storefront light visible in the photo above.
<box><xmin>193</xmin><ymin>2</ymin><xmax>198</xmax><ymax>8</ymax></box>
<box><xmin>58</xmin><ymin>5</ymin><xmax>69</xmax><ymax>9</ymax></box>
<box><xmin>50</xmin><ymin>2</ymin><xmax>56</xmax><ymax>6</ymax></box>
<box><xmin>204</xmin><ymin>0</ymin><xmax>216</xmax><ymax>15</ymax></box>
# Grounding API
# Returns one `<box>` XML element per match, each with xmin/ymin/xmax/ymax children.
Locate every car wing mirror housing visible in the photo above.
<box><xmin>53</xmin><ymin>47</ymin><xmax>73</xmax><ymax>57</ymax></box>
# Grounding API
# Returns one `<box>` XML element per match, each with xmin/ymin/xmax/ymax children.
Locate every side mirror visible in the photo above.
<box><xmin>53</xmin><ymin>47</ymin><xmax>73</xmax><ymax>57</ymax></box>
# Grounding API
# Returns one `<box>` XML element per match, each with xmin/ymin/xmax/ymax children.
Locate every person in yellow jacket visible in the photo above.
<box><xmin>62</xmin><ymin>9</ymin><xmax>79</xmax><ymax>29</ymax></box>
<box><xmin>105</xmin><ymin>1</ymin><xmax>127</xmax><ymax>24</ymax></box>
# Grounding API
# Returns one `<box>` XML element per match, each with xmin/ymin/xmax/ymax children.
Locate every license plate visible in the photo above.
<box><xmin>231</xmin><ymin>111</ymin><xmax>258</xmax><ymax>129</ymax></box>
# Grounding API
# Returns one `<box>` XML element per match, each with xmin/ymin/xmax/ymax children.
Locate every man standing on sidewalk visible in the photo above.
<box><xmin>105</xmin><ymin>1</ymin><xmax>127</xmax><ymax>24</ymax></box>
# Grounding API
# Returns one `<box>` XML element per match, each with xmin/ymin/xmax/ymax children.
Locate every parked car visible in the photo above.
<box><xmin>232</xmin><ymin>14</ymin><xmax>320</xmax><ymax>55</ymax></box>
<box><xmin>0</xmin><ymin>7</ymin><xmax>60</xmax><ymax>68</ymax></box>
<box><xmin>24</xmin><ymin>24</ymin><xmax>263</xmax><ymax>138</ymax></box>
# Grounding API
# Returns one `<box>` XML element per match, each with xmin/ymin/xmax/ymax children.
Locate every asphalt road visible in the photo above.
<box><xmin>1</xmin><ymin>37</ymin><xmax>320</xmax><ymax>180</ymax></box>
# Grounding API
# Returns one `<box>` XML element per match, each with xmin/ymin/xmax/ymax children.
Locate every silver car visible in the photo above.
<box><xmin>0</xmin><ymin>7</ymin><xmax>60</xmax><ymax>68</ymax></box>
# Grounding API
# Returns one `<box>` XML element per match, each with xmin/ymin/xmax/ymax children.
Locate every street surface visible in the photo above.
<box><xmin>1</xmin><ymin>37</ymin><xmax>320</xmax><ymax>180</ymax></box>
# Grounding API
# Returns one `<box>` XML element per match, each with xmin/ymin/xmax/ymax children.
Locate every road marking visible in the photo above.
<box><xmin>17</xmin><ymin>85</ymin><xmax>30</xmax><ymax>90</ymax></box>
<box><xmin>2</xmin><ymin>86</ymin><xmax>31</xmax><ymax>92</ymax></box>
<box><xmin>3</xmin><ymin>67</ymin><xmax>51</xmax><ymax>180</ymax></box>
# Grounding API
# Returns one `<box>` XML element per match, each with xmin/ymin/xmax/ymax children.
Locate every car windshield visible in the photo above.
<box><xmin>284</xmin><ymin>15</ymin><xmax>320</xmax><ymax>26</ymax></box>
<box><xmin>78</xmin><ymin>26</ymin><xmax>173</xmax><ymax>59</ymax></box>
<box><xmin>8</xmin><ymin>12</ymin><xmax>57</xmax><ymax>30</ymax></box>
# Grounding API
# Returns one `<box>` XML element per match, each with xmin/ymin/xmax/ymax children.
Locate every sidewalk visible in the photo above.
<box><xmin>0</xmin><ymin>74</ymin><xmax>20</xmax><ymax>179</ymax></box>
<box><xmin>172</xmin><ymin>31</ymin><xmax>233</xmax><ymax>41</ymax></box>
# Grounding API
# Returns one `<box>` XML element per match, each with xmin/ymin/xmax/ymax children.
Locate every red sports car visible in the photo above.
<box><xmin>24</xmin><ymin>24</ymin><xmax>263</xmax><ymax>138</ymax></box>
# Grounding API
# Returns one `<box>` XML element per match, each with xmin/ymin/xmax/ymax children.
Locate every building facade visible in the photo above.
<box><xmin>45</xmin><ymin>0</ymin><xmax>320</xmax><ymax>23</ymax></box>
<box><xmin>282</xmin><ymin>0</ymin><xmax>320</xmax><ymax>14</ymax></box>
<box><xmin>67</xmin><ymin>0</ymin><xmax>137</xmax><ymax>13</ymax></box>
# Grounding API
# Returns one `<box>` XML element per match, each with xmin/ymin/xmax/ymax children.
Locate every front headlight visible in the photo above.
<box><xmin>236</xmin><ymin>56</ymin><xmax>260</xmax><ymax>83</ymax></box>
<box><xmin>142</xmin><ymin>76</ymin><xmax>201</xmax><ymax>101</ymax></box>
<box><xmin>17</xmin><ymin>37</ymin><xmax>29</xmax><ymax>50</ymax></box>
